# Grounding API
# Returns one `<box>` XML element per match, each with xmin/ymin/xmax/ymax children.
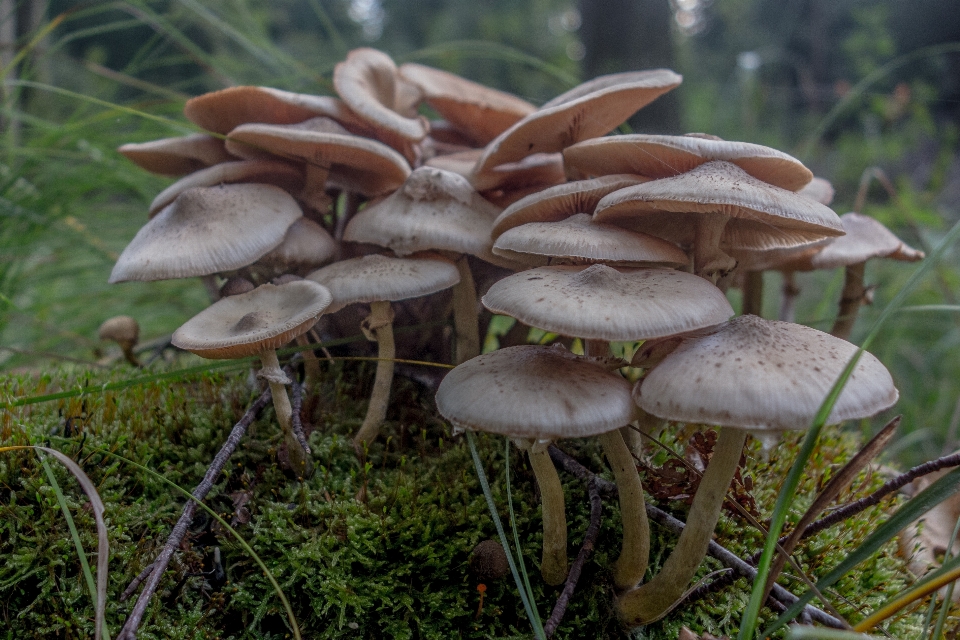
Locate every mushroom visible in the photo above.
<box><xmin>118</xmin><ymin>134</ymin><xmax>234</xmax><ymax>176</ymax></box>
<box><xmin>98</xmin><ymin>315</ymin><xmax>141</xmax><ymax>367</ymax></box>
<box><xmin>617</xmin><ymin>314</ymin><xmax>899</xmax><ymax>626</ymax></box>
<box><xmin>171</xmin><ymin>280</ymin><xmax>333</xmax><ymax>476</ymax></box>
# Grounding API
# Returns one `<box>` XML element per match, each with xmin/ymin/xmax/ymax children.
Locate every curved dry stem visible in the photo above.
<box><xmin>529</xmin><ymin>445</ymin><xmax>568</xmax><ymax>585</ymax></box>
<box><xmin>831</xmin><ymin>262</ymin><xmax>866</xmax><ymax>340</ymax></box>
<box><xmin>260</xmin><ymin>349</ymin><xmax>311</xmax><ymax>476</ymax></box>
<box><xmin>452</xmin><ymin>255</ymin><xmax>480</xmax><ymax>365</ymax></box>
<box><xmin>353</xmin><ymin>300</ymin><xmax>396</xmax><ymax>448</ymax></box>
<box><xmin>616</xmin><ymin>427</ymin><xmax>747</xmax><ymax>627</ymax></box>
<box><xmin>599</xmin><ymin>429</ymin><xmax>650</xmax><ymax>590</ymax></box>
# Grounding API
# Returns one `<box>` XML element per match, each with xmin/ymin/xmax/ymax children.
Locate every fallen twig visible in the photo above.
<box><xmin>289</xmin><ymin>377</ymin><xmax>311</xmax><ymax>455</ymax></box>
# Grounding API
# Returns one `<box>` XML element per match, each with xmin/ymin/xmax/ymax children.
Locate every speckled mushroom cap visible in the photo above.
<box><xmin>492</xmin><ymin>213</ymin><xmax>688</xmax><ymax>267</ymax></box>
<box><xmin>472</xmin><ymin>69</ymin><xmax>682</xmax><ymax>177</ymax></box>
<box><xmin>171</xmin><ymin>280</ymin><xmax>332</xmax><ymax>359</ymax></box>
<box><xmin>118</xmin><ymin>134</ymin><xmax>234</xmax><ymax>176</ymax></box>
<box><xmin>809</xmin><ymin>212</ymin><xmax>925</xmax><ymax>269</ymax></box>
<box><xmin>398</xmin><ymin>62</ymin><xmax>536</xmax><ymax>145</ymax></box>
<box><xmin>109</xmin><ymin>184</ymin><xmax>302</xmax><ymax>283</ymax></box>
<box><xmin>306</xmin><ymin>253</ymin><xmax>460</xmax><ymax>312</ymax></box>
<box><xmin>257</xmin><ymin>218</ymin><xmax>337</xmax><ymax>273</ymax></box>
<box><xmin>436</xmin><ymin>344</ymin><xmax>640</xmax><ymax>440</ymax></box>
<box><xmin>492</xmin><ymin>174</ymin><xmax>650</xmax><ymax>239</ymax></box>
<box><xmin>563</xmin><ymin>134</ymin><xmax>813</xmax><ymax>191</ymax></box>
<box><xmin>482</xmin><ymin>264</ymin><xmax>734</xmax><ymax>341</ymax></box>
<box><xmin>342</xmin><ymin>167</ymin><xmax>504</xmax><ymax>265</ymax></box>
<box><xmin>594</xmin><ymin>161</ymin><xmax>844</xmax><ymax>250</ymax></box>
<box><xmin>183</xmin><ymin>86</ymin><xmax>369</xmax><ymax>136</ymax></box>
<box><xmin>224</xmin><ymin>118</ymin><xmax>411</xmax><ymax>197</ymax></box>
<box><xmin>149</xmin><ymin>159</ymin><xmax>304</xmax><ymax>216</ymax></box>
<box><xmin>635</xmin><ymin>315</ymin><xmax>899</xmax><ymax>432</ymax></box>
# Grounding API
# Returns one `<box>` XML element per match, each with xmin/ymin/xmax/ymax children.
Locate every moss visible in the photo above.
<box><xmin>0</xmin><ymin>361</ymin><xmax>943</xmax><ymax>638</ymax></box>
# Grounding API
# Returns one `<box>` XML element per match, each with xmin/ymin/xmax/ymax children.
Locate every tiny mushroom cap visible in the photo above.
<box><xmin>492</xmin><ymin>213</ymin><xmax>688</xmax><ymax>268</ymax></box>
<box><xmin>797</xmin><ymin>176</ymin><xmax>835</xmax><ymax>205</ymax></box>
<box><xmin>472</xmin><ymin>69</ymin><xmax>682</xmax><ymax>176</ymax></box>
<box><xmin>98</xmin><ymin>315</ymin><xmax>140</xmax><ymax>347</ymax></box>
<box><xmin>171</xmin><ymin>280</ymin><xmax>333</xmax><ymax>359</ymax></box>
<box><xmin>436</xmin><ymin>344</ymin><xmax>639</xmax><ymax>440</ymax></box>
<box><xmin>563</xmin><ymin>134</ymin><xmax>813</xmax><ymax>191</ymax></box>
<box><xmin>398</xmin><ymin>62</ymin><xmax>536</xmax><ymax>145</ymax></box>
<box><xmin>257</xmin><ymin>218</ymin><xmax>337</xmax><ymax>274</ymax></box>
<box><xmin>118</xmin><ymin>134</ymin><xmax>234</xmax><ymax>176</ymax></box>
<box><xmin>220</xmin><ymin>276</ymin><xmax>256</xmax><ymax>297</ymax></box>
<box><xmin>306</xmin><ymin>253</ymin><xmax>460</xmax><ymax>312</ymax></box>
<box><xmin>482</xmin><ymin>264</ymin><xmax>734</xmax><ymax>342</ymax></box>
<box><xmin>635</xmin><ymin>314</ymin><xmax>899</xmax><ymax>433</ymax></box>
<box><xmin>809</xmin><ymin>212</ymin><xmax>925</xmax><ymax>269</ymax></box>
<box><xmin>109</xmin><ymin>184</ymin><xmax>302</xmax><ymax>283</ymax></box>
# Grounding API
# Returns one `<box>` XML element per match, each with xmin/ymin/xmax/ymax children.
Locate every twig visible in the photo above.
<box><xmin>547</xmin><ymin>446</ymin><xmax>844</xmax><ymax>629</ymax></box>
<box><xmin>117</xmin><ymin>388</ymin><xmax>272</xmax><ymax>639</ymax></box>
<box><xmin>289</xmin><ymin>378</ymin><xmax>311</xmax><ymax>456</ymax></box>
<box><xmin>119</xmin><ymin>561</ymin><xmax>156</xmax><ymax>602</ymax></box>
<box><xmin>544</xmin><ymin>477</ymin><xmax>602</xmax><ymax>637</ymax></box>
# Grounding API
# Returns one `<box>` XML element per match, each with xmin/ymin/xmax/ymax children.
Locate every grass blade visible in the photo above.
<box><xmin>505</xmin><ymin>438</ymin><xmax>545</xmax><ymax>635</ymax></box>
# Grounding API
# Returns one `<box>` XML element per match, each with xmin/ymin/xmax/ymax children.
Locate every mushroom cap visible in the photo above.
<box><xmin>797</xmin><ymin>176</ymin><xmax>835</xmax><ymax>205</ymax></box>
<box><xmin>306</xmin><ymin>253</ymin><xmax>460</xmax><ymax>312</ymax></box>
<box><xmin>436</xmin><ymin>344</ymin><xmax>640</xmax><ymax>440</ymax></box>
<box><xmin>183</xmin><ymin>86</ymin><xmax>367</xmax><ymax>135</ymax></box>
<box><xmin>473</xmin><ymin>69</ymin><xmax>682</xmax><ymax>176</ymax></box>
<box><xmin>482</xmin><ymin>264</ymin><xmax>734</xmax><ymax>342</ymax></box>
<box><xmin>118</xmin><ymin>134</ymin><xmax>234</xmax><ymax>176</ymax></box>
<box><xmin>333</xmin><ymin>48</ymin><xmax>429</xmax><ymax>143</ymax></box>
<box><xmin>398</xmin><ymin>62</ymin><xmax>536</xmax><ymax>145</ymax></box>
<box><xmin>728</xmin><ymin>238</ymin><xmax>832</xmax><ymax>272</ymax></box>
<box><xmin>342</xmin><ymin>167</ymin><xmax>504</xmax><ymax>264</ymax></box>
<box><xmin>98</xmin><ymin>315</ymin><xmax>140</xmax><ymax>345</ymax></box>
<box><xmin>594</xmin><ymin>161</ymin><xmax>844</xmax><ymax>250</ymax></box>
<box><xmin>171</xmin><ymin>280</ymin><xmax>332</xmax><ymax>359</ymax></box>
<box><xmin>492</xmin><ymin>213</ymin><xmax>688</xmax><ymax>267</ymax></box>
<box><xmin>109</xmin><ymin>184</ymin><xmax>302</xmax><ymax>283</ymax></box>
<box><xmin>469</xmin><ymin>152</ymin><xmax>567</xmax><ymax>193</ymax></box>
<box><xmin>635</xmin><ymin>315</ymin><xmax>899</xmax><ymax>432</ymax></box>
<box><xmin>492</xmin><ymin>174</ymin><xmax>650</xmax><ymax>238</ymax></box>
<box><xmin>258</xmin><ymin>218</ymin><xmax>337</xmax><ymax>272</ymax></box>
<box><xmin>225</xmin><ymin>118</ymin><xmax>411</xmax><ymax>197</ymax></box>
<box><xmin>149</xmin><ymin>159</ymin><xmax>304</xmax><ymax>216</ymax></box>
<box><xmin>563</xmin><ymin>134</ymin><xmax>813</xmax><ymax>191</ymax></box>
<box><xmin>809</xmin><ymin>212</ymin><xmax>925</xmax><ymax>269</ymax></box>
<box><xmin>423</xmin><ymin>148</ymin><xmax>483</xmax><ymax>177</ymax></box>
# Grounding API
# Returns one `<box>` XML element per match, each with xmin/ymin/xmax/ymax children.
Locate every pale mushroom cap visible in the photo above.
<box><xmin>398</xmin><ymin>62</ymin><xmax>536</xmax><ymax>145</ymax></box>
<box><xmin>473</xmin><ymin>69</ymin><xmax>682</xmax><ymax>176</ymax></box>
<box><xmin>482</xmin><ymin>264</ymin><xmax>734</xmax><ymax>342</ymax></box>
<box><xmin>424</xmin><ymin>148</ymin><xmax>483</xmax><ymax>177</ymax></box>
<box><xmin>343</xmin><ymin>167</ymin><xmax>503</xmax><ymax>264</ymax></box>
<box><xmin>492</xmin><ymin>213</ymin><xmax>688</xmax><ymax>267</ymax></box>
<box><xmin>149</xmin><ymin>159</ymin><xmax>304</xmax><ymax>216</ymax></box>
<box><xmin>594</xmin><ymin>161</ymin><xmax>844</xmax><ymax>238</ymax></box>
<box><xmin>636</xmin><ymin>315</ymin><xmax>899</xmax><ymax>432</ymax></box>
<box><xmin>109</xmin><ymin>184</ymin><xmax>302</xmax><ymax>283</ymax></box>
<box><xmin>563</xmin><ymin>134</ymin><xmax>813</xmax><ymax>191</ymax></box>
<box><xmin>306</xmin><ymin>253</ymin><xmax>459</xmax><ymax>312</ymax></box>
<box><xmin>258</xmin><ymin>218</ymin><xmax>337</xmax><ymax>272</ymax></box>
<box><xmin>172</xmin><ymin>281</ymin><xmax>332</xmax><ymax>359</ymax></box>
<box><xmin>797</xmin><ymin>176</ymin><xmax>835</xmax><ymax>205</ymax></box>
<box><xmin>225</xmin><ymin>118</ymin><xmax>411</xmax><ymax>197</ymax></box>
<box><xmin>118</xmin><ymin>134</ymin><xmax>234</xmax><ymax>176</ymax></box>
<box><xmin>810</xmin><ymin>212</ymin><xmax>925</xmax><ymax>269</ymax></box>
<box><xmin>98</xmin><ymin>315</ymin><xmax>140</xmax><ymax>345</ymax></box>
<box><xmin>333</xmin><ymin>48</ymin><xmax>429</xmax><ymax>143</ymax></box>
<box><xmin>492</xmin><ymin>174</ymin><xmax>650</xmax><ymax>238</ymax></box>
<box><xmin>728</xmin><ymin>237</ymin><xmax>832</xmax><ymax>272</ymax></box>
<box><xmin>469</xmin><ymin>152</ymin><xmax>567</xmax><ymax>193</ymax></box>
<box><xmin>436</xmin><ymin>344</ymin><xmax>640</xmax><ymax>440</ymax></box>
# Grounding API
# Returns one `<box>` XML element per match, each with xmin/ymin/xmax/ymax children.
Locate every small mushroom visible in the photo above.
<box><xmin>98</xmin><ymin>315</ymin><xmax>141</xmax><ymax>367</ymax></box>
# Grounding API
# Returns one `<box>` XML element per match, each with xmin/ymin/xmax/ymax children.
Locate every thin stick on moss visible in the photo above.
<box><xmin>289</xmin><ymin>376</ymin><xmax>311</xmax><ymax>455</ymax></box>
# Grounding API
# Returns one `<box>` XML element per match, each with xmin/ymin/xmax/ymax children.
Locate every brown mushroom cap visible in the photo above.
<box><xmin>109</xmin><ymin>184</ymin><xmax>302</xmax><ymax>283</ymax></box>
<box><xmin>492</xmin><ymin>213</ymin><xmax>688</xmax><ymax>267</ymax></box>
<box><xmin>306</xmin><ymin>253</ymin><xmax>459</xmax><ymax>312</ymax></box>
<box><xmin>398</xmin><ymin>62</ymin><xmax>536</xmax><ymax>145</ymax></box>
<box><xmin>436</xmin><ymin>344</ymin><xmax>639</xmax><ymax>440</ymax></box>
<box><xmin>98</xmin><ymin>315</ymin><xmax>140</xmax><ymax>346</ymax></box>
<box><xmin>469</xmin><ymin>152</ymin><xmax>567</xmax><ymax>193</ymax></box>
<box><xmin>492</xmin><ymin>174</ymin><xmax>650</xmax><ymax>238</ymax></box>
<box><xmin>118</xmin><ymin>134</ymin><xmax>234</xmax><ymax>176</ymax></box>
<box><xmin>171</xmin><ymin>280</ymin><xmax>332</xmax><ymax>359</ymax></box>
<box><xmin>482</xmin><ymin>264</ymin><xmax>734</xmax><ymax>342</ymax></box>
<box><xmin>635</xmin><ymin>314</ymin><xmax>898</xmax><ymax>432</ymax></box>
<box><xmin>472</xmin><ymin>69</ymin><xmax>682</xmax><ymax>177</ymax></box>
<box><xmin>563</xmin><ymin>134</ymin><xmax>813</xmax><ymax>191</ymax></box>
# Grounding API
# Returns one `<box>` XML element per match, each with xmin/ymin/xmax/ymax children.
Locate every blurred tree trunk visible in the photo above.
<box><xmin>578</xmin><ymin>0</ymin><xmax>682</xmax><ymax>134</ymax></box>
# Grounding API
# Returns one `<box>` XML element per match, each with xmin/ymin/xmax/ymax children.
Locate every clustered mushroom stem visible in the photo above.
<box><xmin>353</xmin><ymin>300</ymin><xmax>396</xmax><ymax>449</ymax></box>
<box><xmin>779</xmin><ymin>270</ymin><xmax>799</xmax><ymax>322</ymax></box>
<box><xmin>452</xmin><ymin>256</ymin><xmax>481</xmax><ymax>365</ymax></box>
<box><xmin>599</xmin><ymin>429</ymin><xmax>650</xmax><ymax>590</ymax></box>
<box><xmin>528</xmin><ymin>444</ymin><xmax>569</xmax><ymax>586</ymax></box>
<box><xmin>742</xmin><ymin>270</ymin><xmax>764</xmax><ymax>316</ymax></box>
<box><xmin>295</xmin><ymin>333</ymin><xmax>322</xmax><ymax>397</ymax></box>
<box><xmin>301</xmin><ymin>162</ymin><xmax>332</xmax><ymax>212</ymax></box>
<box><xmin>583</xmin><ymin>338</ymin><xmax>642</xmax><ymax>458</ymax></box>
<box><xmin>259</xmin><ymin>349</ymin><xmax>311</xmax><ymax>476</ymax></box>
<box><xmin>831</xmin><ymin>261</ymin><xmax>866</xmax><ymax>341</ymax></box>
<box><xmin>693</xmin><ymin>213</ymin><xmax>735</xmax><ymax>285</ymax></box>
<box><xmin>616</xmin><ymin>427</ymin><xmax>747</xmax><ymax>626</ymax></box>
<box><xmin>200</xmin><ymin>274</ymin><xmax>221</xmax><ymax>303</ymax></box>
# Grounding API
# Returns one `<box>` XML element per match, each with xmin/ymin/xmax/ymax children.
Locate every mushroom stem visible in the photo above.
<box><xmin>599</xmin><ymin>429</ymin><xmax>650</xmax><ymax>590</ymax></box>
<box><xmin>300</xmin><ymin>162</ymin><xmax>332</xmax><ymax>212</ymax></box>
<box><xmin>693</xmin><ymin>214</ymin><xmax>736</xmax><ymax>284</ymax></box>
<box><xmin>295</xmin><ymin>333</ymin><xmax>322</xmax><ymax>415</ymax></box>
<box><xmin>779</xmin><ymin>270</ymin><xmax>799</xmax><ymax>322</ymax></box>
<box><xmin>452</xmin><ymin>256</ymin><xmax>480</xmax><ymax>365</ymax></box>
<box><xmin>831</xmin><ymin>262</ymin><xmax>866</xmax><ymax>341</ymax></box>
<box><xmin>742</xmin><ymin>270</ymin><xmax>764</xmax><ymax>317</ymax></box>
<box><xmin>353</xmin><ymin>300</ymin><xmax>396</xmax><ymax>449</ymax></box>
<box><xmin>528</xmin><ymin>444</ymin><xmax>568</xmax><ymax>585</ymax></box>
<box><xmin>200</xmin><ymin>274</ymin><xmax>221</xmax><ymax>303</ymax></box>
<box><xmin>616</xmin><ymin>427</ymin><xmax>747</xmax><ymax>626</ymax></box>
<box><xmin>259</xmin><ymin>349</ymin><xmax>311</xmax><ymax>477</ymax></box>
